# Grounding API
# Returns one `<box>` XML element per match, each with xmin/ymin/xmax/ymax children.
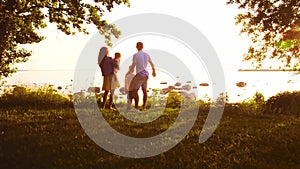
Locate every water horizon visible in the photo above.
<box><xmin>2</xmin><ymin>69</ymin><xmax>300</xmax><ymax>103</ymax></box>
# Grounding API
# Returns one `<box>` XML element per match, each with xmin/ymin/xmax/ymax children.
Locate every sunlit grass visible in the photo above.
<box><xmin>0</xmin><ymin>85</ymin><xmax>300</xmax><ymax>168</ymax></box>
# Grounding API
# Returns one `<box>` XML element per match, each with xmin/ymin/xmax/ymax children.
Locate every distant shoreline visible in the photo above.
<box><xmin>238</xmin><ymin>69</ymin><xmax>300</xmax><ymax>72</ymax></box>
<box><xmin>17</xmin><ymin>69</ymin><xmax>300</xmax><ymax>72</ymax></box>
<box><xmin>17</xmin><ymin>69</ymin><xmax>75</xmax><ymax>71</ymax></box>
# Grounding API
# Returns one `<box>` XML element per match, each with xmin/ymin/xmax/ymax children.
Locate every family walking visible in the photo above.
<box><xmin>98</xmin><ymin>42</ymin><xmax>156</xmax><ymax>111</ymax></box>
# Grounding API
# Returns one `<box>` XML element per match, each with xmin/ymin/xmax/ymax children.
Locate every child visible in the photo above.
<box><xmin>125</xmin><ymin>65</ymin><xmax>135</xmax><ymax>111</ymax></box>
<box><xmin>112</xmin><ymin>52</ymin><xmax>121</xmax><ymax>87</ymax></box>
<box><xmin>109</xmin><ymin>52</ymin><xmax>121</xmax><ymax>110</ymax></box>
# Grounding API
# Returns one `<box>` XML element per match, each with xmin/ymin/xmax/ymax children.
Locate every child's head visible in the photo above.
<box><xmin>114</xmin><ymin>52</ymin><xmax>121</xmax><ymax>59</ymax></box>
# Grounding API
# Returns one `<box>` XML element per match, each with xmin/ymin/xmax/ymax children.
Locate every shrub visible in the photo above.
<box><xmin>198</xmin><ymin>99</ymin><xmax>211</xmax><ymax>113</ymax></box>
<box><xmin>236</xmin><ymin>92</ymin><xmax>265</xmax><ymax>115</ymax></box>
<box><xmin>0</xmin><ymin>85</ymin><xmax>72</xmax><ymax>109</ymax></box>
<box><xmin>263</xmin><ymin>91</ymin><xmax>300</xmax><ymax>115</ymax></box>
<box><xmin>147</xmin><ymin>88</ymin><xmax>166</xmax><ymax>109</ymax></box>
<box><xmin>166</xmin><ymin>90</ymin><xmax>184</xmax><ymax>108</ymax></box>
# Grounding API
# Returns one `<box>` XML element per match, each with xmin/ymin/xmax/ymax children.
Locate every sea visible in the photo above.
<box><xmin>2</xmin><ymin>69</ymin><xmax>300</xmax><ymax>103</ymax></box>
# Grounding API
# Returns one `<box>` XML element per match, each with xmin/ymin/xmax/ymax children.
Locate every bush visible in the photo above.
<box><xmin>0</xmin><ymin>85</ymin><xmax>73</xmax><ymax>109</ymax></box>
<box><xmin>166</xmin><ymin>90</ymin><xmax>182</xmax><ymax>108</ymax></box>
<box><xmin>235</xmin><ymin>92</ymin><xmax>265</xmax><ymax>115</ymax></box>
<box><xmin>263</xmin><ymin>91</ymin><xmax>300</xmax><ymax>115</ymax></box>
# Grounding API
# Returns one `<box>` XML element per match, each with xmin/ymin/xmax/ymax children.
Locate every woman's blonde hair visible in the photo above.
<box><xmin>98</xmin><ymin>47</ymin><xmax>108</xmax><ymax>65</ymax></box>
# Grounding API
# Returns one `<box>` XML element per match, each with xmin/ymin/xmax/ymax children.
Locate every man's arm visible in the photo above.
<box><xmin>149</xmin><ymin>59</ymin><xmax>156</xmax><ymax>77</ymax></box>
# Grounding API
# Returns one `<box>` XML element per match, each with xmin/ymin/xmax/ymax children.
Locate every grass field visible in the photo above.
<box><xmin>1</xmin><ymin>105</ymin><xmax>299</xmax><ymax>169</ymax></box>
<box><xmin>1</xmin><ymin>86</ymin><xmax>300</xmax><ymax>168</ymax></box>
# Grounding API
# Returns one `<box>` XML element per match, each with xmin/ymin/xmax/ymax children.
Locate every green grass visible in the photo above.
<box><xmin>1</xmin><ymin>86</ymin><xmax>300</xmax><ymax>168</ymax></box>
<box><xmin>1</xmin><ymin>106</ymin><xmax>299</xmax><ymax>169</ymax></box>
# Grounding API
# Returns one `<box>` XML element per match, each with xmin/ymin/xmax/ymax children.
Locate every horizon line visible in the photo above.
<box><xmin>18</xmin><ymin>69</ymin><xmax>81</xmax><ymax>71</ymax></box>
<box><xmin>238</xmin><ymin>69</ymin><xmax>300</xmax><ymax>72</ymax></box>
<box><xmin>17</xmin><ymin>69</ymin><xmax>300</xmax><ymax>72</ymax></box>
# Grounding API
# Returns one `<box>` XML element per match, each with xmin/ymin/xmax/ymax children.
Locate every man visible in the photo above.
<box><xmin>127</xmin><ymin>42</ymin><xmax>156</xmax><ymax>111</ymax></box>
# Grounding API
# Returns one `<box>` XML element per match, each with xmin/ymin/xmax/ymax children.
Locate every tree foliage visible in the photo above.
<box><xmin>0</xmin><ymin>0</ymin><xmax>130</xmax><ymax>78</ymax></box>
<box><xmin>227</xmin><ymin>0</ymin><xmax>300</xmax><ymax>69</ymax></box>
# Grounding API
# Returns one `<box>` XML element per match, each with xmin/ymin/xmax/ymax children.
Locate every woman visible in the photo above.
<box><xmin>98</xmin><ymin>47</ymin><xmax>118</xmax><ymax>109</ymax></box>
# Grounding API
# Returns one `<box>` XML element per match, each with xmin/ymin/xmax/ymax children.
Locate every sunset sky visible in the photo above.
<box><xmin>15</xmin><ymin>0</ymin><xmax>252</xmax><ymax>71</ymax></box>
<box><xmin>5</xmin><ymin>0</ymin><xmax>300</xmax><ymax>102</ymax></box>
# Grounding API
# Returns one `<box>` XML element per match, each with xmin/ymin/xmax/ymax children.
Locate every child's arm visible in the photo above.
<box><xmin>115</xmin><ymin>59</ymin><xmax>120</xmax><ymax>70</ymax></box>
<box><xmin>111</xmin><ymin>58</ymin><xmax>120</xmax><ymax>70</ymax></box>
<box><xmin>126</xmin><ymin>64</ymin><xmax>135</xmax><ymax>76</ymax></box>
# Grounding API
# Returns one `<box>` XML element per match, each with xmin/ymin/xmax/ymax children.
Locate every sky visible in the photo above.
<box><xmin>6</xmin><ymin>0</ymin><xmax>300</xmax><ymax>102</ymax></box>
<box><xmin>15</xmin><ymin>0</ymin><xmax>252</xmax><ymax>71</ymax></box>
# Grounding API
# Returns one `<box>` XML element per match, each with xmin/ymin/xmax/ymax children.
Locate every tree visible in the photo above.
<box><xmin>0</xmin><ymin>0</ymin><xmax>130</xmax><ymax>78</ymax></box>
<box><xmin>227</xmin><ymin>0</ymin><xmax>300</xmax><ymax>69</ymax></box>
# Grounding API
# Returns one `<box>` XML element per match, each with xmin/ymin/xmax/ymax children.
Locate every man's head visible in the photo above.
<box><xmin>136</xmin><ymin>42</ymin><xmax>143</xmax><ymax>51</ymax></box>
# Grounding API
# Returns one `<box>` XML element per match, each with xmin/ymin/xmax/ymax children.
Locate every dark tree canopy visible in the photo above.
<box><xmin>227</xmin><ymin>0</ymin><xmax>300</xmax><ymax>69</ymax></box>
<box><xmin>0</xmin><ymin>0</ymin><xmax>129</xmax><ymax>78</ymax></box>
